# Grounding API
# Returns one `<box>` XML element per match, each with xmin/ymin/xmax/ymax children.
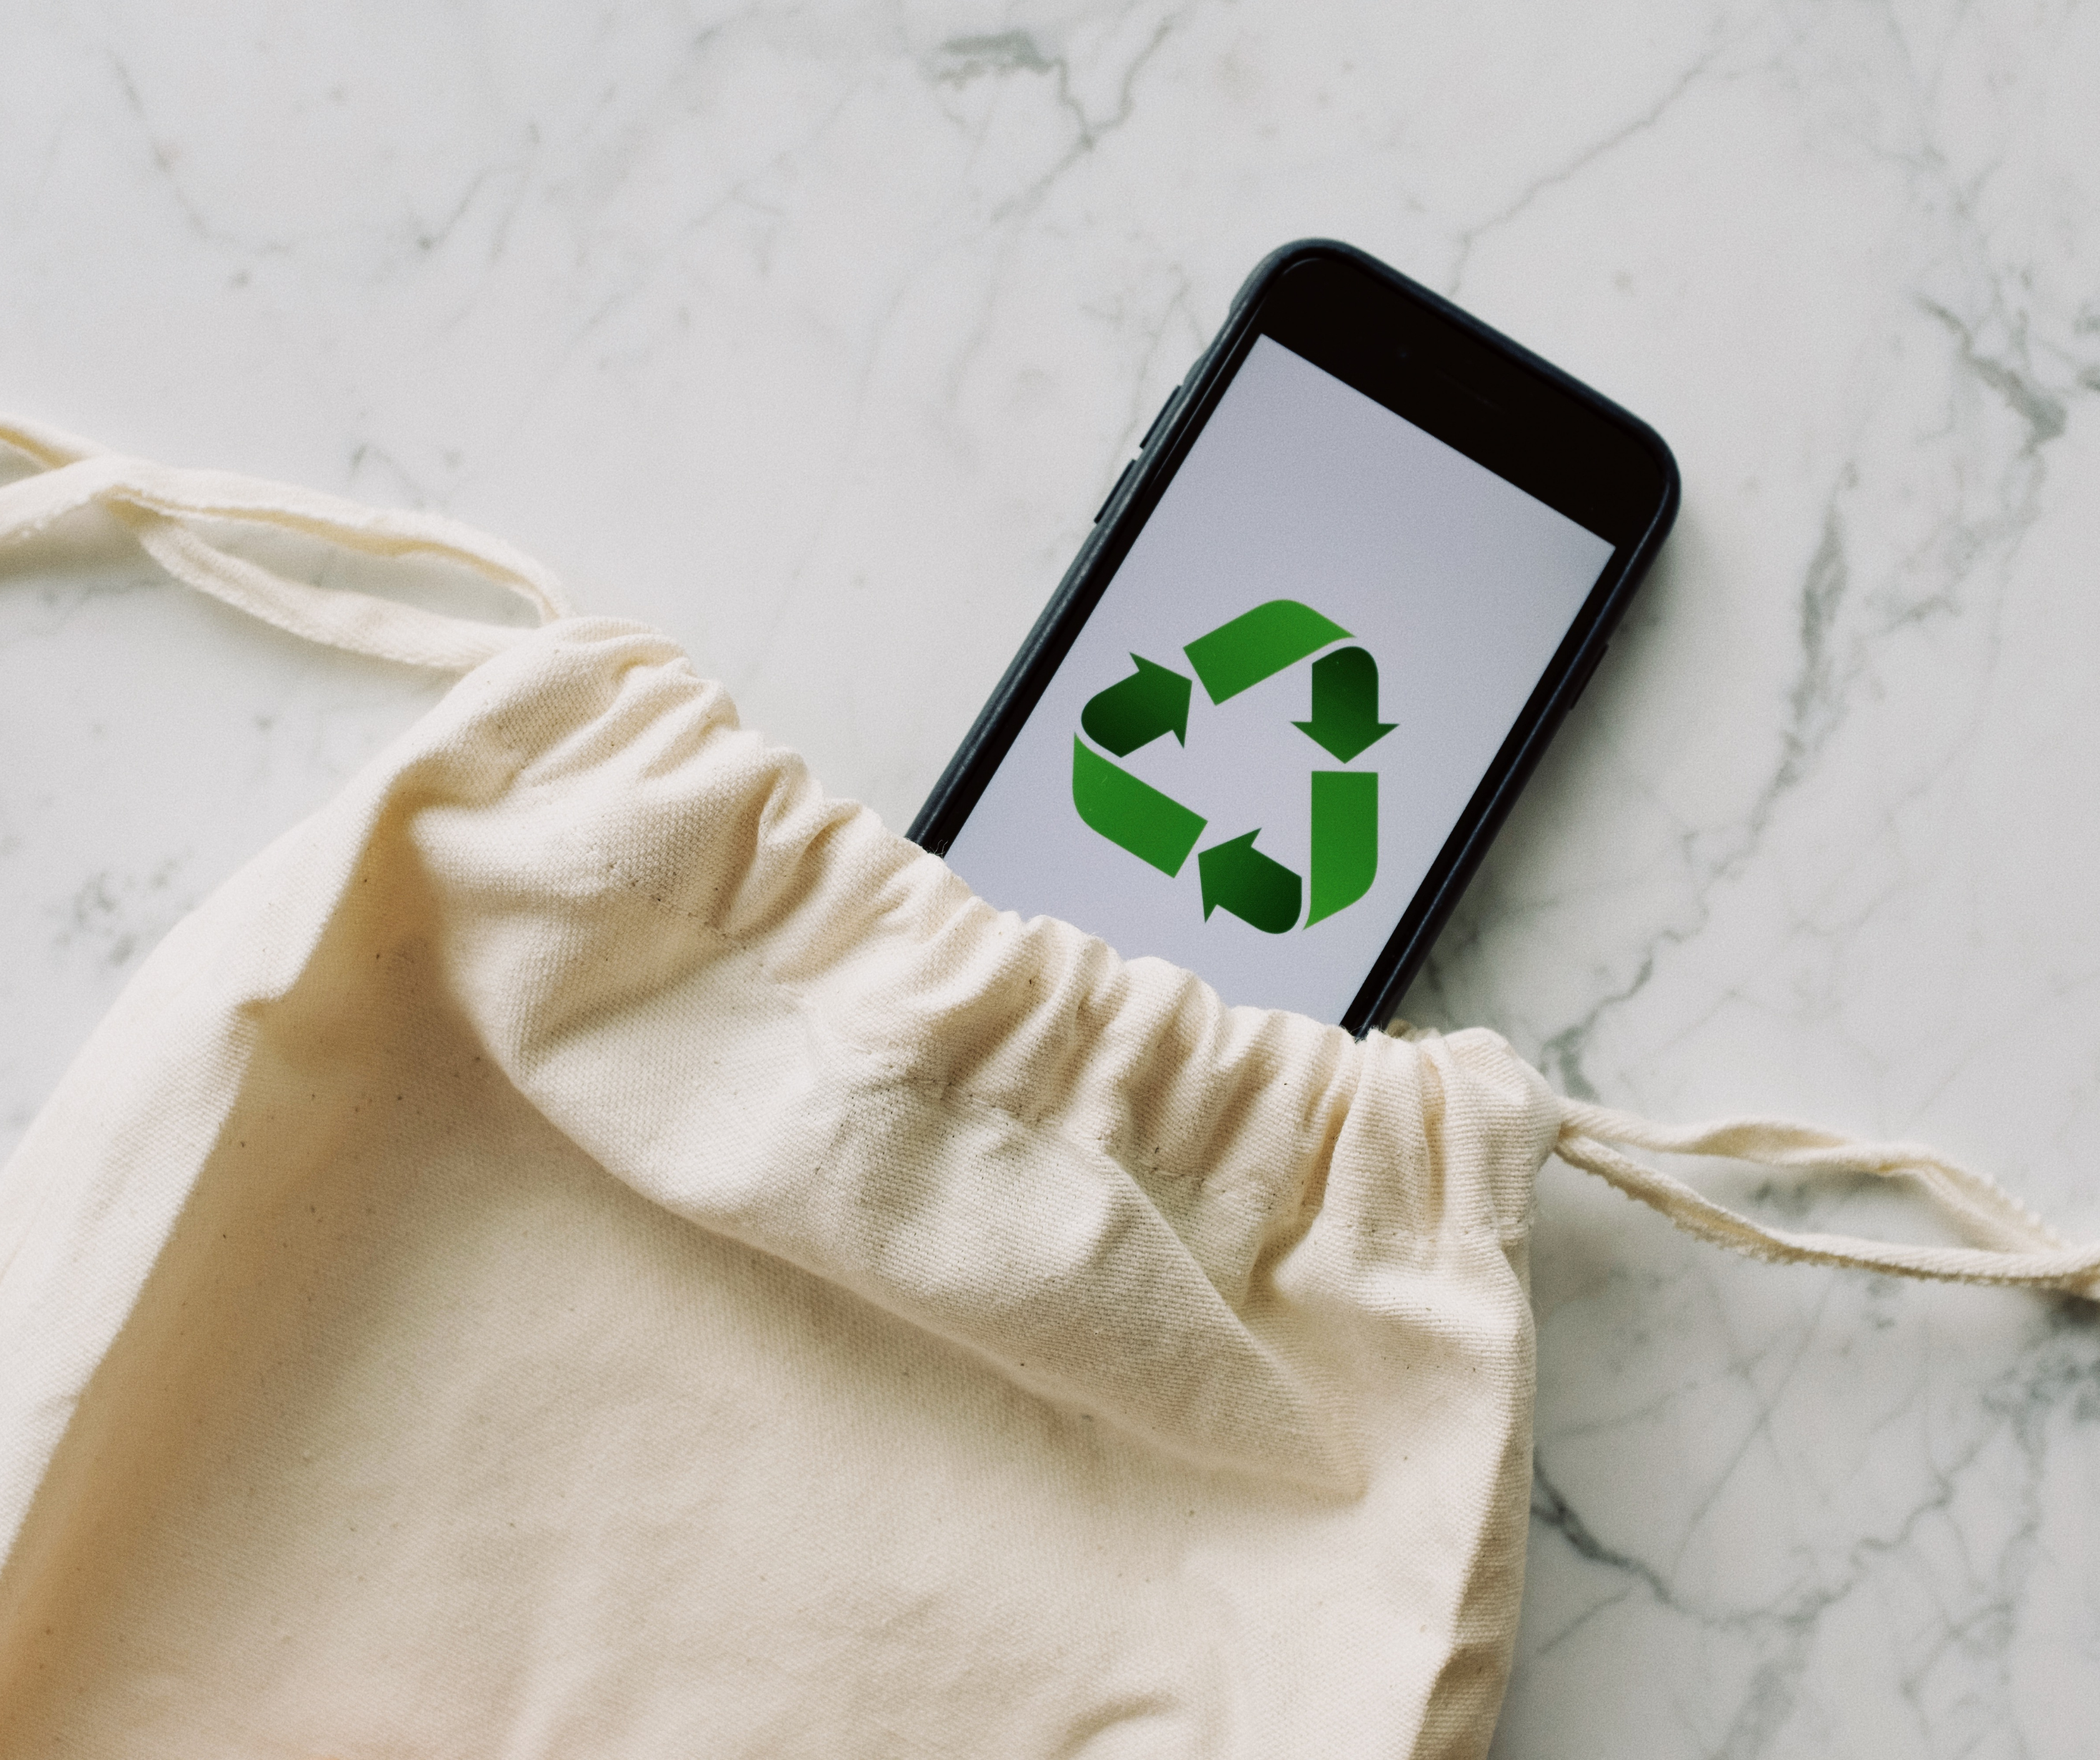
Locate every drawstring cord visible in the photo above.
<box><xmin>0</xmin><ymin>415</ymin><xmax>569</xmax><ymax>672</ymax></box>
<box><xmin>7</xmin><ymin>412</ymin><xmax>2095</xmax><ymax>1296</ymax></box>
<box><xmin>1555</xmin><ymin>1101</ymin><xmax>2099</xmax><ymax>1296</ymax></box>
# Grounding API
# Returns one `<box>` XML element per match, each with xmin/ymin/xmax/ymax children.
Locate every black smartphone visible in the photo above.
<box><xmin>908</xmin><ymin>240</ymin><xmax>1679</xmax><ymax>1034</ymax></box>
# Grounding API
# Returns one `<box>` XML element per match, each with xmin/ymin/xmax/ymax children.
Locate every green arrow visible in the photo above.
<box><xmin>1080</xmin><ymin>655</ymin><xmax>1193</xmax><ymax>756</ymax></box>
<box><xmin>1294</xmin><ymin>647</ymin><xmax>1396</xmax><ymax>763</ymax></box>
<box><xmin>1197</xmin><ymin>830</ymin><xmax>1302</xmax><ymax>933</ymax></box>
<box><xmin>1071</xmin><ymin>738</ymin><xmax>1207</xmax><ymax>876</ymax></box>
<box><xmin>1184</xmin><ymin>600</ymin><xmax>1351</xmax><ymax>705</ymax></box>
<box><xmin>1307</xmin><ymin>770</ymin><xmax>1378</xmax><ymax>925</ymax></box>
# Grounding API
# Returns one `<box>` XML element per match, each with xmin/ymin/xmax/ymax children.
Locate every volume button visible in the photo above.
<box><xmin>1094</xmin><ymin>459</ymin><xmax>1137</xmax><ymax>523</ymax></box>
<box><xmin>1139</xmin><ymin>385</ymin><xmax>1182</xmax><ymax>451</ymax></box>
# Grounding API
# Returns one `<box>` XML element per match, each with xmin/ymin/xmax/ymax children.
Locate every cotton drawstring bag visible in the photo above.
<box><xmin>1</xmin><ymin>419</ymin><xmax>2094</xmax><ymax>1759</ymax></box>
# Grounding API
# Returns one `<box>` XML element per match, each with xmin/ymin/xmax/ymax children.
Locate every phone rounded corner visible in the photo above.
<box><xmin>1231</xmin><ymin>239</ymin><xmax>1380</xmax><ymax>312</ymax></box>
<box><xmin>1613</xmin><ymin>419</ymin><xmax>1683</xmax><ymax>580</ymax></box>
<box><xmin>1231</xmin><ymin>239</ymin><xmax>1321</xmax><ymax>305</ymax></box>
<box><xmin>1624</xmin><ymin>414</ymin><xmax>1683</xmax><ymax>532</ymax></box>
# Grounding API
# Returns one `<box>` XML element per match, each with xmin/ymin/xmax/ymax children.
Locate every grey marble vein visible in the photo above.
<box><xmin>3</xmin><ymin>2</ymin><xmax>2096</xmax><ymax>1752</ymax></box>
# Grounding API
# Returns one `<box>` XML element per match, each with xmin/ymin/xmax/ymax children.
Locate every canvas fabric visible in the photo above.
<box><xmin>1</xmin><ymin>419</ymin><xmax>2093</xmax><ymax>1760</ymax></box>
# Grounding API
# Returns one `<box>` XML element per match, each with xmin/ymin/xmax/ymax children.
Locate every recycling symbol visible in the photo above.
<box><xmin>1071</xmin><ymin>598</ymin><xmax>1394</xmax><ymax>933</ymax></box>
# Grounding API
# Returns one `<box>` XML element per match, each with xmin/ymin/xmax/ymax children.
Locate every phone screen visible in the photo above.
<box><xmin>941</xmin><ymin>333</ymin><xmax>1616</xmax><ymax>1022</ymax></box>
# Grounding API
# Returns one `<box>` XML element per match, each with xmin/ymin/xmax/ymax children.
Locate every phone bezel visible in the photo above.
<box><xmin>908</xmin><ymin>239</ymin><xmax>1680</xmax><ymax>1036</ymax></box>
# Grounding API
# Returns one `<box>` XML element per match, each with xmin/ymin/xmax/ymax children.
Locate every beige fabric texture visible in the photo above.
<box><xmin>0</xmin><ymin>612</ymin><xmax>1553</xmax><ymax>1757</ymax></box>
<box><xmin>3</xmin><ymin>426</ymin><xmax>2094</xmax><ymax>1759</ymax></box>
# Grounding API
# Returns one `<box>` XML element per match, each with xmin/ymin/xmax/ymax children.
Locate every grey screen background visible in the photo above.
<box><xmin>943</xmin><ymin>335</ymin><xmax>1615</xmax><ymax>1022</ymax></box>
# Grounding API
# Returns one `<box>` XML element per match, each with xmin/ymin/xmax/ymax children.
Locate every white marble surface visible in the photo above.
<box><xmin>4</xmin><ymin>2</ymin><xmax>2099</xmax><ymax>1752</ymax></box>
